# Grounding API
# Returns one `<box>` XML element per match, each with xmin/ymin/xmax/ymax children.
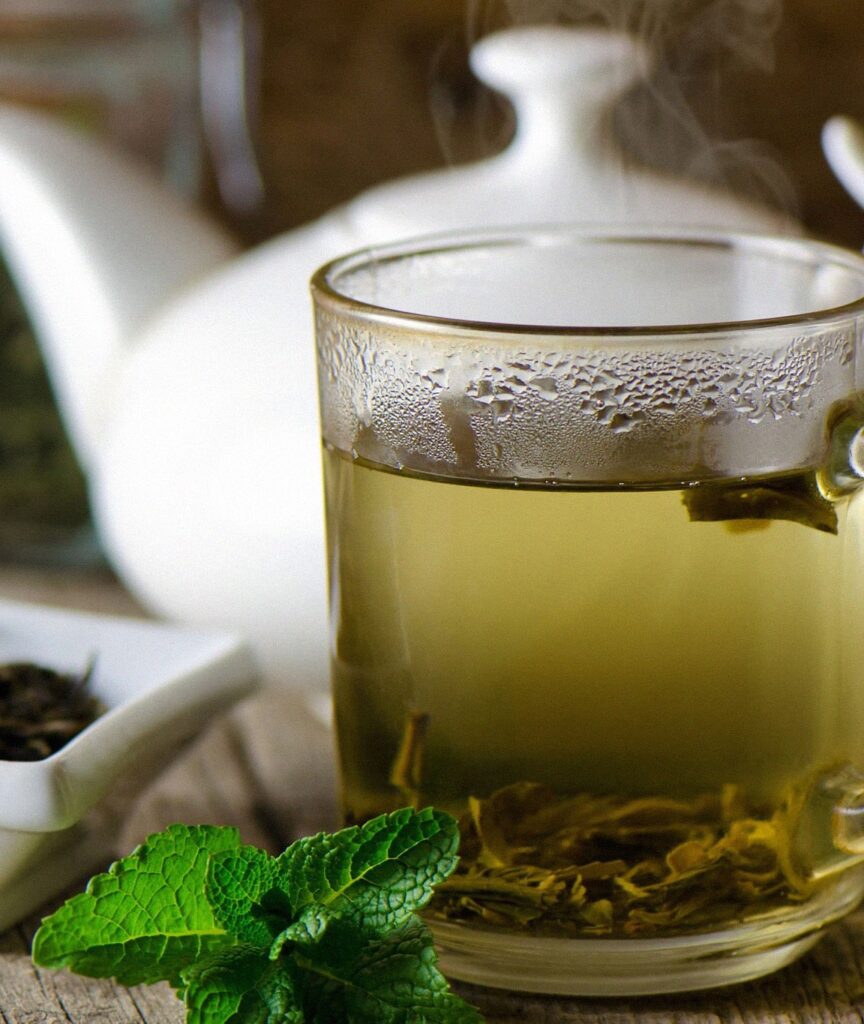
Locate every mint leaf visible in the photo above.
<box><xmin>236</xmin><ymin>961</ymin><xmax>305</xmax><ymax>1024</ymax></box>
<box><xmin>277</xmin><ymin>807</ymin><xmax>459</xmax><ymax>932</ymax></box>
<box><xmin>269</xmin><ymin>908</ymin><xmax>329</xmax><ymax>960</ymax></box>
<box><xmin>32</xmin><ymin>824</ymin><xmax>239</xmax><ymax>986</ymax></box>
<box><xmin>205</xmin><ymin>808</ymin><xmax>459</xmax><ymax>947</ymax></box>
<box><xmin>181</xmin><ymin>945</ymin><xmax>269</xmax><ymax>1023</ymax></box>
<box><xmin>182</xmin><ymin>946</ymin><xmax>303</xmax><ymax>1024</ymax></box>
<box><xmin>206</xmin><ymin>846</ymin><xmax>284</xmax><ymax>947</ymax></box>
<box><xmin>296</xmin><ymin>917</ymin><xmax>483</xmax><ymax>1023</ymax></box>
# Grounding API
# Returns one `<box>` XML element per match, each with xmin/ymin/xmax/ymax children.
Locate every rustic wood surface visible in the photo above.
<box><xmin>3</xmin><ymin>566</ymin><xmax>864</xmax><ymax>1021</ymax></box>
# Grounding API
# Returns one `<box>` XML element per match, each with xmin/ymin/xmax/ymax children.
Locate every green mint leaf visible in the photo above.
<box><xmin>32</xmin><ymin>824</ymin><xmax>240</xmax><ymax>986</ymax></box>
<box><xmin>206</xmin><ymin>846</ymin><xmax>284</xmax><ymax>947</ymax></box>
<box><xmin>296</xmin><ymin>917</ymin><xmax>482</xmax><ymax>1024</ymax></box>
<box><xmin>181</xmin><ymin>945</ymin><xmax>269</xmax><ymax>1023</ymax></box>
<box><xmin>278</xmin><ymin>807</ymin><xmax>460</xmax><ymax>932</ymax></box>
<box><xmin>236</xmin><ymin>961</ymin><xmax>305</xmax><ymax>1024</ymax></box>
<box><xmin>182</xmin><ymin>946</ymin><xmax>303</xmax><ymax>1024</ymax></box>
<box><xmin>268</xmin><ymin>908</ymin><xmax>330</xmax><ymax>960</ymax></box>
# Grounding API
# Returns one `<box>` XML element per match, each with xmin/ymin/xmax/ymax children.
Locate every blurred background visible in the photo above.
<box><xmin>0</xmin><ymin>0</ymin><xmax>862</xmax><ymax>560</ymax></box>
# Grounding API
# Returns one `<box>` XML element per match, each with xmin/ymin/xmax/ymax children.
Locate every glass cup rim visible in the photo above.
<box><xmin>310</xmin><ymin>225</ymin><xmax>864</xmax><ymax>339</ymax></box>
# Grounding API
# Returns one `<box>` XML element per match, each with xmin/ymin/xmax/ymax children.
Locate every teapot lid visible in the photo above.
<box><xmin>341</xmin><ymin>26</ymin><xmax>797</xmax><ymax>242</ymax></box>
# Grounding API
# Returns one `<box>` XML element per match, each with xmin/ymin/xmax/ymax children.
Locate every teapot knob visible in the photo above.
<box><xmin>470</xmin><ymin>26</ymin><xmax>651</xmax><ymax>159</ymax></box>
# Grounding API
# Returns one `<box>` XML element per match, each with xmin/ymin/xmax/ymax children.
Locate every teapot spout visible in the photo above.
<box><xmin>0</xmin><ymin>105</ymin><xmax>236</xmax><ymax>470</ymax></box>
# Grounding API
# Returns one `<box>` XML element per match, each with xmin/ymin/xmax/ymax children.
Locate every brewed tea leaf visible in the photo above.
<box><xmin>574</xmin><ymin>860</ymin><xmax>628</xmax><ymax>880</ymax></box>
<box><xmin>389</xmin><ymin>710</ymin><xmax>430</xmax><ymax>802</ymax></box>
<box><xmin>684</xmin><ymin>474</ymin><xmax>838</xmax><ymax>533</ymax></box>
<box><xmin>580</xmin><ymin>899</ymin><xmax>614</xmax><ymax>929</ymax></box>
<box><xmin>429</xmin><ymin>780</ymin><xmax>812</xmax><ymax>938</ymax></box>
<box><xmin>665</xmin><ymin>840</ymin><xmax>710</xmax><ymax>875</ymax></box>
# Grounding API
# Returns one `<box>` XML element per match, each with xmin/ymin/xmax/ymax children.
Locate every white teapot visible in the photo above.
<box><xmin>0</xmin><ymin>25</ymin><xmax>824</xmax><ymax>687</ymax></box>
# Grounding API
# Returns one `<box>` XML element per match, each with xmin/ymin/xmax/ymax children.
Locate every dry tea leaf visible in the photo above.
<box><xmin>0</xmin><ymin>661</ymin><xmax>103</xmax><ymax>760</ymax></box>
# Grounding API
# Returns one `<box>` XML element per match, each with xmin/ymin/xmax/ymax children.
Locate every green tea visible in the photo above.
<box><xmin>324</xmin><ymin>446</ymin><xmax>864</xmax><ymax>935</ymax></box>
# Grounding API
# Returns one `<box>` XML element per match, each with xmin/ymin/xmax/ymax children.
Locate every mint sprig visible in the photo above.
<box><xmin>32</xmin><ymin>809</ymin><xmax>482</xmax><ymax>1023</ymax></box>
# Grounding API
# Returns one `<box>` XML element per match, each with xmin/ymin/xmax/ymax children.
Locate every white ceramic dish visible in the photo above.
<box><xmin>0</xmin><ymin>598</ymin><xmax>259</xmax><ymax>930</ymax></box>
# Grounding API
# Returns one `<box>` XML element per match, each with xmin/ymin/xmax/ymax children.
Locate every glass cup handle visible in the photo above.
<box><xmin>832</xmin><ymin>772</ymin><xmax>864</xmax><ymax>859</ymax></box>
<box><xmin>790</xmin><ymin>398</ymin><xmax>864</xmax><ymax>884</ymax></box>
<box><xmin>790</xmin><ymin>765</ymin><xmax>864</xmax><ymax>885</ymax></box>
<box><xmin>818</xmin><ymin>393</ymin><xmax>864</xmax><ymax>498</ymax></box>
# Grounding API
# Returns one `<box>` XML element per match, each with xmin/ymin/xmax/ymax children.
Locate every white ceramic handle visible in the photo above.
<box><xmin>823</xmin><ymin>116</ymin><xmax>864</xmax><ymax>214</ymax></box>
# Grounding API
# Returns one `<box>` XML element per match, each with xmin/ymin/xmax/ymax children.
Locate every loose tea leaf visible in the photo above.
<box><xmin>429</xmin><ymin>782</ymin><xmax>811</xmax><ymax>937</ymax></box>
<box><xmin>683</xmin><ymin>473</ymin><xmax>838</xmax><ymax>534</ymax></box>
<box><xmin>0</xmin><ymin>661</ymin><xmax>103</xmax><ymax>760</ymax></box>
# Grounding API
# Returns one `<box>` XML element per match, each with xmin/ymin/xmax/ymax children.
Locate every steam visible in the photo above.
<box><xmin>465</xmin><ymin>0</ymin><xmax>782</xmax><ymax>64</ymax></box>
<box><xmin>452</xmin><ymin>0</ymin><xmax>798</xmax><ymax>219</ymax></box>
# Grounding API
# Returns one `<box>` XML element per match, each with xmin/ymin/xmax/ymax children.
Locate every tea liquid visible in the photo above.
<box><xmin>324</xmin><ymin>447</ymin><xmax>864</xmax><ymax>931</ymax></box>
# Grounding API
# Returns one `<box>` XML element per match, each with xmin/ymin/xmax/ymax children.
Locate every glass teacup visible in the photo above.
<box><xmin>311</xmin><ymin>228</ymin><xmax>864</xmax><ymax>995</ymax></box>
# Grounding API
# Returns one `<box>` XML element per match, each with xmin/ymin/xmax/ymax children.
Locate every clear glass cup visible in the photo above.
<box><xmin>311</xmin><ymin>228</ymin><xmax>864</xmax><ymax>996</ymax></box>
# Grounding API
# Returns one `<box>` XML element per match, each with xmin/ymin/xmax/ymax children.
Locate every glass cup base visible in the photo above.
<box><xmin>430</xmin><ymin>868</ymin><xmax>864</xmax><ymax>996</ymax></box>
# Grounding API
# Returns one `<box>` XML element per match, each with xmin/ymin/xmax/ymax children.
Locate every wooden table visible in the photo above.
<box><xmin>3</xmin><ymin>565</ymin><xmax>864</xmax><ymax>1023</ymax></box>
